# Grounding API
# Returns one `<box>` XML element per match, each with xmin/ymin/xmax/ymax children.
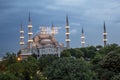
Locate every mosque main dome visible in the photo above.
<box><xmin>32</xmin><ymin>27</ymin><xmax>63</xmax><ymax>48</ymax></box>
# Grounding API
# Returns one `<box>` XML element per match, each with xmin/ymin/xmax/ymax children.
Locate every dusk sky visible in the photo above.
<box><xmin>0</xmin><ymin>0</ymin><xmax>120</xmax><ymax>56</ymax></box>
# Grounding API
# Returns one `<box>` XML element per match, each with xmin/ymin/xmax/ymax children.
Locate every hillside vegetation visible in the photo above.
<box><xmin>0</xmin><ymin>44</ymin><xmax>120</xmax><ymax>80</ymax></box>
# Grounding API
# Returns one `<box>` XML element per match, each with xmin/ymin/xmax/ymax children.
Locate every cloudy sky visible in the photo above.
<box><xmin>0</xmin><ymin>0</ymin><xmax>120</xmax><ymax>56</ymax></box>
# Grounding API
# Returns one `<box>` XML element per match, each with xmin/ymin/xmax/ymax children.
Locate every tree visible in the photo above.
<box><xmin>32</xmin><ymin>71</ymin><xmax>47</xmax><ymax>80</ymax></box>
<box><xmin>22</xmin><ymin>56</ymin><xmax>38</xmax><ymax>80</ymax></box>
<box><xmin>69</xmin><ymin>48</ymin><xmax>77</xmax><ymax>57</ymax></box>
<box><xmin>87</xmin><ymin>50</ymin><xmax>96</xmax><ymax>59</ymax></box>
<box><xmin>44</xmin><ymin>57</ymin><xmax>97</xmax><ymax>80</ymax></box>
<box><xmin>87</xmin><ymin>46</ymin><xmax>97</xmax><ymax>59</ymax></box>
<box><xmin>3</xmin><ymin>52</ymin><xmax>17</xmax><ymax>65</ymax></box>
<box><xmin>38</xmin><ymin>55</ymin><xmax>58</xmax><ymax>71</ymax></box>
<box><xmin>0</xmin><ymin>52</ymin><xmax>17</xmax><ymax>72</ymax></box>
<box><xmin>80</xmin><ymin>47</ymin><xmax>88</xmax><ymax>58</ymax></box>
<box><xmin>98</xmin><ymin>44</ymin><xmax>119</xmax><ymax>55</ymax></box>
<box><xmin>91</xmin><ymin>52</ymin><xmax>103</xmax><ymax>64</ymax></box>
<box><xmin>74</xmin><ymin>48</ymin><xmax>84</xmax><ymax>58</ymax></box>
<box><xmin>100</xmin><ymin>51</ymin><xmax>120</xmax><ymax>72</ymax></box>
<box><xmin>100</xmin><ymin>69</ymin><xmax>115</xmax><ymax>80</ymax></box>
<box><xmin>111</xmin><ymin>73</ymin><xmax>120</xmax><ymax>80</ymax></box>
<box><xmin>61</xmin><ymin>49</ymin><xmax>71</xmax><ymax>57</ymax></box>
<box><xmin>0</xmin><ymin>72</ymin><xmax>19</xmax><ymax>80</ymax></box>
<box><xmin>96</xmin><ymin>45</ymin><xmax>103</xmax><ymax>50</ymax></box>
<box><xmin>6</xmin><ymin>56</ymin><xmax>38</xmax><ymax>80</ymax></box>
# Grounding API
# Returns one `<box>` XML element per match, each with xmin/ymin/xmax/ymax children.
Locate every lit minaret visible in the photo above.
<box><xmin>103</xmin><ymin>21</ymin><xmax>107</xmax><ymax>46</ymax></box>
<box><xmin>20</xmin><ymin>23</ymin><xmax>24</xmax><ymax>50</ymax></box>
<box><xmin>28</xmin><ymin>12</ymin><xmax>33</xmax><ymax>49</ymax></box>
<box><xmin>65</xmin><ymin>15</ymin><xmax>70</xmax><ymax>49</ymax></box>
<box><xmin>81</xmin><ymin>27</ymin><xmax>85</xmax><ymax>47</ymax></box>
<box><xmin>51</xmin><ymin>22</ymin><xmax>55</xmax><ymax>37</ymax></box>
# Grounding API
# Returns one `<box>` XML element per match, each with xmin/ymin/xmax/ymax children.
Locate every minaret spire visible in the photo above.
<box><xmin>20</xmin><ymin>23</ymin><xmax>24</xmax><ymax>50</ymax></box>
<box><xmin>65</xmin><ymin>15</ymin><xmax>70</xmax><ymax>49</ymax></box>
<box><xmin>81</xmin><ymin>27</ymin><xmax>85</xmax><ymax>47</ymax></box>
<box><xmin>104</xmin><ymin>21</ymin><xmax>106</xmax><ymax>32</ymax></box>
<box><xmin>82</xmin><ymin>27</ymin><xmax>84</xmax><ymax>34</ymax></box>
<box><xmin>66</xmin><ymin>15</ymin><xmax>69</xmax><ymax>26</ymax></box>
<box><xmin>28</xmin><ymin>12</ymin><xmax>33</xmax><ymax>50</ymax></box>
<box><xmin>29</xmin><ymin>12</ymin><xmax>31</xmax><ymax>24</ymax></box>
<box><xmin>103</xmin><ymin>21</ymin><xmax>107</xmax><ymax>47</ymax></box>
<box><xmin>51</xmin><ymin>22</ymin><xmax>55</xmax><ymax>36</ymax></box>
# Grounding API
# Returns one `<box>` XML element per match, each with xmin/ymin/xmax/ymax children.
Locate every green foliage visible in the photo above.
<box><xmin>100</xmin><ymin>69</ymin><xmax>115</xmax><ymax>80</ymax></box>
<box><xmin>38</xmin><ymin>55</ymin><xmax>58</xmax><ymax>71</ymax></box>
<box><xmin>86</xmin><ymin>46</ymin><xmax>97</xmax><ymax>59</ymax></box>
<box><xmin>17</xmin><ymin>50</ymin><xmax>21</xmax><ymax>56</ymax></box>
<box><xmin>80</xmin><ymin>47</ymin><xmax>88</xmax><ymax>57</ymax></box>
<box><xmin>0</xmin><ymin>72</ymin><xmax>19</xmax><ymax>80</ymax></box>
<box><xmin>91</xmin><ymin>52</ymin><xmax>103</xmax><ymax>64</ymax></box>
<box><xmin>61</xmin><ymin>49</ymin><xmax>71</xmax><ymax>57</ymax></box>
<box><xmin>96</xmin><ymin>45</ymin><xmax>103</xmax><ymax>50</ymax></box>
<box><xmin>44</xmin><ymin>57</ymin><xmax>97</xmax><ymax>80</ymax></box>
<box><xmin>1</xmin><ymin>44</ymin><xmax>120</xmax><ymax>80</ymax></box>
<box><xmin>27</xmin><ymin>55</ymin><xmax>38</xmax><ymax>63</ymax></box>
<box><xmin>100</xmin><ymin>51</ymin><xmax>120</xmax><ymax>72</ymax></box>
<box><xmin>32</xmin><ymin>71</ymin><xmax>47</xmax><ymax>80</ymax></box>
<box><xmin>61</xmin><ymin>48</ymin><xmax>84</xmax><ymax>58</ymax></box>
<box><xmin>111</xmin><ymin>73</ymin><xmax>120</xmax><ymax>80</ymax></box>
<box><xmin>7</xmin><ymin>63</ymin><xmax>24</xmax><ymax>79</ymax></box>
<box><xmin>6</xmin><ymin>56</ymin><xmax>38</xmax><ymax>80</ymax></box>
<box><xmin>98</xmin><ymin>44</ymin><xmax>119</xmax><ymax>55</ymax></box>
<box><xmin>0</xmin><ymin>54</ymin><xmax>45</xmax><ymax>80</ymax></box>
<box><xmin>74</xmin><ymin>48</ymin><xmax>84</xmax><ymax>58</ymax></box>
<box><xmin>0</xmin><ymin>52</ymin><xmax>17</xmax><ymax>72</ymax></box>
<box><xmin>3</xmin><ymin>52</ymin><xmax>17</xmax><ymax>65</ymax></box>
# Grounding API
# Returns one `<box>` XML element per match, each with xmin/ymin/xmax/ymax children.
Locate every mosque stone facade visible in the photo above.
<box><xmin>19</xmin><ymin>14</ymin><xmax>70</xmax><ymax>59</ymax></box>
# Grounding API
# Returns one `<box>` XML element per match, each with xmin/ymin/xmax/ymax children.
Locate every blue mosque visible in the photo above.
<box><xmin>19</xmin><ymin>13</ymin><xmax>107</xmax><ymax>60</ymax></box>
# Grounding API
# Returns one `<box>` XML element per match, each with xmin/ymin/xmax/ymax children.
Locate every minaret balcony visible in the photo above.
<box><xmin>20</xmin><ymin>36</ymin><xmax>24</xmax><ymax>38</ymax></box>
<box><xmin>20</xmin><ymin>42</ymin><xmax>24</xmax><ymax>44</ymax></box>
<box><xmin>103</xmin><ymin>33</ymin><xmax>107</xmax><ymax>35</ymax></box>
<box><xmin>28</xmin><ymin>32</ymin><xmax>33</xmax><ymax>35</ymax></box>
<box><xmin>81</xmin><ymin>36</ymin><xmax>85</xmax><ymax>38</ymax></box>
<box><xmin>103</xmin><ymin>39</ymin><xmax>107</xmax><ymax>41</ymax></box>
<box><xmin>81</xmin><ymin>42</ymin><xmax>85</xmax><ymax>44</ymax></box>
<box><xmin>65</xmin><ymin>39</ymin><xmax>71</xmax><ymax>41</ymax></box>
<box><xmin>28</xmin><ymin>39</ymin><xmax>33</xmax><ymax>42</ymax></box>
<box><xmin>65</xmin><ymin>33</ymin><xmax>70</xmax><ymax>35</ymax></box>
<box><xmin>65</xmin><ymin>26</ymin><xmax>70</xmax><ymax>28</ymax></box>
<box><xmin>28</xmin><ymin>25</ymin><xmax>32</xmax><ymax>28</ymax></box>
<box><xmin>51</xmin><ymin>32</ymin><xmax>55</xmax><ymax>34</ymax></box>
<box><xmin>20</xmin><ymin>31</ymin><xmax>24</xmax><ymax>33</ymax></box>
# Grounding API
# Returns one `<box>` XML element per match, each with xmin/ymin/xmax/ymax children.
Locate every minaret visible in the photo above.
<box><xmin>65</xmin><ymin>15</ymin><xmax>70</xmax><ymax>49</ymax></box>
<box><xmin>51</xmin><ymin>22</ymin><xmax>55</xmax><ymax>37</ymax></box>
<box><xmin>20</xmin><ymin>23</ymin><xmax>24</xmax><ymax>50</ymax></box>
<box><xmin>103</xmin><ymin>21</ymin><xmax>107</xmax><ymax>46</ymax></box>
<box><xmin>81</xmin><ymin>27</ymin><xmax>85</xmax><ymax>47</ymax></box>
<box><xmin>28</xmin><ymin>12</ymin><xmax>33</xmax><ymax>49</ymax></box>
